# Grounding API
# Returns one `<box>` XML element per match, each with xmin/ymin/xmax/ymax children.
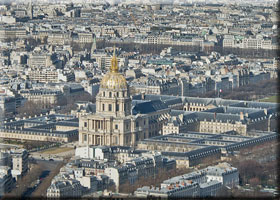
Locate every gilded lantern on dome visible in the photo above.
<box><xmin>100</xmin><ymin>47</ymin><xmax>128</xmax><ymax>90</ymax></box>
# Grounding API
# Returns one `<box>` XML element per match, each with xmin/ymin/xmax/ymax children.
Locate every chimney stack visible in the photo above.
<box><xmin>240</xmin><ymin>112</ymin><xmax>244</xmax><ymax>121</ymax></box>
<box><xmin>141</xmin><ymin>92</ymin><xmax>145</xmax><ymax>100</ymax></box>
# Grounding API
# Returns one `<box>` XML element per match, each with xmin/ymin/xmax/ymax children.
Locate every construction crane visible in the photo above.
<box><xmin>129</xmin><ymin>8</ymin><xmax>140</xmax><ymax>33</ymax></box>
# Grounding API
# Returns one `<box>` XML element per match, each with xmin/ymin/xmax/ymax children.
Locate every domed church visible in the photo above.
<box><xmin>79</xmin><ymin>48</ymin><xmax>153</xmax><ymax>147</ymax></box>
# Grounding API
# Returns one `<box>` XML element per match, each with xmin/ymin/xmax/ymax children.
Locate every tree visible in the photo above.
<box><xmin>56</xmin><ymin>92</ymin><xmax>96</xmax><ymax>114</ymax></box>
<box><xmin>4</xmin><ymin>164</ymin><xmax>42</xmax><ymax>197</ymax></box>
<box><xmin>216</xmin><ymin>186</ymin><xmax>231</xmax><ymax>197</ymax></box>
<box><xmin>43</xmin><ymin>37</ymin><xmax>48</xmax><ymax>44</ymax></box>
<box><xmin>249</xmin><ymin>177</ymin><xmax>260</xmax><ymax>188</ymax></box>
<box><xmin>107</xmin><ymin>184</ymin><xmax>116</xmax><ymax>193</ymax></box>
<box><xmin>17</xmin><ymin>101</ymin><xmax>43</xmax><ymax>118</ymax></box>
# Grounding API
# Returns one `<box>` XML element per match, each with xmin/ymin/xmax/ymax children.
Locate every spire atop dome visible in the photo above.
<box><xmin>100</xmin><ymin>45</ymin><xmax>127</xmax><ymax>90</ymax></box>
<box><xmin>110</xmin><ymin>46</ymin><xmax>118</xmax><ymax>73</ymax></box>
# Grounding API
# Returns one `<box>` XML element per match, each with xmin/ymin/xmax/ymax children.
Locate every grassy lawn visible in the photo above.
<box><xmin>259</xmin><ymin>95</ymin><xmax>280</xmax><ymax>103</ymax></box>
<box><xmin>40</xmin><ymin>147</ymin><xmax>73</xmax><ymax>154</ymax></box>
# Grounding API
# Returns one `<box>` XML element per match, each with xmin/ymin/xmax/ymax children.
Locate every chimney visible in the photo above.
<box><xmin>179</xmin><ymin>114</ymin><xmax>183</xmax><ymax>122</ymax></box>
<box><xmin>141</xmin><ymin>92</ymin><xmax>145</xmax><ymax>100</ymax></box>
<box><xmin>240</xmin><ymin>112</ymin><xmax>244</xmax><ymax>121</ymax></box>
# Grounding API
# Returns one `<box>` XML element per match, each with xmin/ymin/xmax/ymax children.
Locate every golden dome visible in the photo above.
<box><xmin>100</xmin><ymin>47</ymin><xmax>128</xmax><ymax>90</ymax></box>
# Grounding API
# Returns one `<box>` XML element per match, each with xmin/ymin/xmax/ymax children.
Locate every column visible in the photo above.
<box><xmin>89</xmin><ymin>135</ymin><xmax>92</xmax><ymax>145</ymax></box>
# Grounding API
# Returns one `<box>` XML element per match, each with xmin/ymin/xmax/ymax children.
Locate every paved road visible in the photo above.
<box><xmin>28</xmin><ymin>159</ymin><xmax>62</xmax><ymax>197</ymax></box>
<box><xmin>29</xmin><ymin>146</ymin><xmax>75</xmax><ymax>161</ymax></box>
<box><xmin>0</xmin><ymin>143</ymin><xmax>20</xmax><ymax>148</ymax></box>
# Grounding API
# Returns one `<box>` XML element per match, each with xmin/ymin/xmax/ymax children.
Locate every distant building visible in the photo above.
<box><xmin>202</xmin><ymin>162</ymin><xmax>239</xmax><ymax>188</ymax></box>
<box><xmin>79</xmin><ymin>49</ymin><xmax>169</xmax><ymax>147</ymax></box>
<box><xmin>27</xmin><ymin>53</ymin><xmax>53</xmax><ymax>68</ymax></box>
<box><xmin>0</xmin><ymin>166</ymin><xmax>14</xmax><ymax>197</ymax></box>
<box><xmin>0</xmin><ymin>95</ymin><xmax>16</xmax><ymax>119</ymax></box>
<box><xmin>47</xmin><ymin>179</ymin><xmax>83</xmax><ymax>198</ymax></box>
<box><xmin>10</xmin><ymin>149</ymin><xmax>28</xmax><ymax>179</ymax></box>
<box><xmin>0</xmin><ymin>114</ymin><xmax>79</xmax><ymax>142</ymax></box>
<box><xmin>135</xmin><ymin>162</ymin><xmax>237</xmax><ymax>198</ymax></box>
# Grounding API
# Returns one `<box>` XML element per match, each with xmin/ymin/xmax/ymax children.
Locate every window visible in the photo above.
<box><xmin>109</xmin><ymin>104</ymin><xmax>112</xmax><ymax>111</ymax></box>
<box><xmin>117</xmin><ymin>92</ymin><xmax>119</xmax><ymax>97</ymax></box>
<box><xmin>116</xmin><ymin>104</ymin><xmax>119</xmax><ymax>111</ymax></box>
<box><xmin>109</xmin><ymin>92</ymin><xmax>112</xmax><ymax>98</ymax></box>
<box><xmin>84</xmin><ymin>122</ymin><xmax>87</xmax><ymax>127</ymax></box>
<box><xmin>115</xmin><ymin>124</ymin><xmax>118</xmax><ymax>129</ymax></box>
<box><xmin>102</xmin><ymin>104</ymin><xmax>105</xmax><ymax>111</ymax></box>
<box><xmin>103</xmin><ymin>92</ymin><xmax>105</xmax><ymax>97</ymax></box>
<box><xmin>84</xmin><ymin>134</ymin><xmax>87</xmax><ymax>141</ymax></box>
<box><xmin>136</xmin><ymin>122</ymin><xmax>139</xmax><ymax>127</ymax></box>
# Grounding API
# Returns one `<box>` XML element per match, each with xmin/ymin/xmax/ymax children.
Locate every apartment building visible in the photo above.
<box><xmin>47</xmin><ymin>179</ymin><xmax>83</xmax><ymax>198</ymax></box>
<box><xmin>0</xmin><ymin>95</ymin><xmax>16</xmax><ymax>119</ymax></box>
<box><xmin>27</xmin><ymin>53</ymin><xmax>53</xmax><ymax>68</ymax></box>
<box><xmin>0</xmin><ymin>166</ymin><xmax>14</xmax><ymax>197</ymax></box>
<box><xmin>10</xmin><ymin>149</ymin><xmax>28</xmax><ymax>179</ymax></box>
<box><xmin>0</xmin><ymin>27</ymin><xmax>26</xmax><ymax>41</ymax></box>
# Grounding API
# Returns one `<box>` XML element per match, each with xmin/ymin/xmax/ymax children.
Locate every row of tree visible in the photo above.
<box><xmin>197</xmin><ymin>78</ymin><xmax>278</xmax><ymax>101</ymax></box>
<box><xmin>97</xmin><ymin>41</ymin><xmax>278</xmax><ymax>59</ymax></box>
<box><xmin>230</xmin><ymin>140</ymin><xmax>277</xmax><ymax>188</ymax></box>
<box><xmin>16</xmin><ymin>91</ymin><xmax>96</xmax><ymax>118</ymax></box>
<box><xmin>118</xmin><ymin>167</ymin><xmax>192</xmax><ymax>194</ymax></box>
